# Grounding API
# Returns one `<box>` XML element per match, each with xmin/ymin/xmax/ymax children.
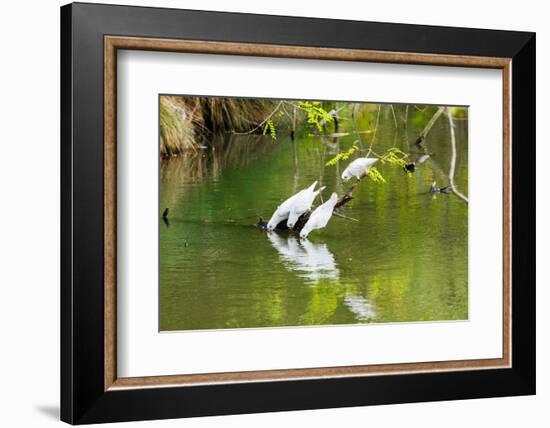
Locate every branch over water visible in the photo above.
<box><xmin>446</xmin><ymin>107</ymin><xmax>469</xmax><ymax>204</ymax></box>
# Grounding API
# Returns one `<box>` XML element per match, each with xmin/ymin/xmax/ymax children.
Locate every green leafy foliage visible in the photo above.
<box><xmin>262</xmin><ymin>119</ymin><xmax>277</xmax><ymax>140</ymax></box>
<box><xmin>325</xmin><ymin>142</ymin><xmax>359</xmax><ymax>166</ymax></box>
<box><xmin>366</xmin><ymin>166</ymin><xmax>386</xmax><ymax>183</ymax></box>
<box><xmin>448</xmin><ymin>106</ymin><xmax>468</xmax><ymax>119</ymax></box>
<box><xmin>298</xmin><ymin>101</ymin><xmax>334</xmax><ymax>131</ymax></box>
<box><xmin>377</xmin><ymin>147</ymin><xmax>409</xmax><ymax>167</ymax></box>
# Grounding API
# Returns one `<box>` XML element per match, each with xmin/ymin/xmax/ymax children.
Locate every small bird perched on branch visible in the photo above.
<box><xmin>300</xmin><ymin>192</ymin><xmax>339</xmax><ymax>239</ymax></box>
<box><xmin>341</xmin><ymin>157</ymin><xmax>378</xmax><ymax>181</ymax></box>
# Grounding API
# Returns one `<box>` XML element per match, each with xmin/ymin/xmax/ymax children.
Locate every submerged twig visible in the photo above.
<box><xmin>333</xmin><ymin>211</ymin><xmax>359</xmax><ymax>222</ymax></box>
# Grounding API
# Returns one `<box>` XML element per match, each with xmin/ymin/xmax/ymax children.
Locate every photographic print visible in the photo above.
<box><xmin>159</xmin><ymin>96</ymin><xmax>468</xmax><ymax>331</ymax></box>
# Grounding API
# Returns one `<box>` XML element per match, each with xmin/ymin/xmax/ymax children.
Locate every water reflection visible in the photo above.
<box><xmin>344</xmin><ymin>294</ymin><xmax>376</xmax><ymax>321</ymax></box>
<box><xmin>267</xmin><ymin>232</ymin><xmax>339</xmax><ymax>283</ymax></box>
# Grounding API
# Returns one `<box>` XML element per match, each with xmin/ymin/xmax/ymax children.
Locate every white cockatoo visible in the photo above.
<box><xmin>299</xmin><ymin>192</ymin><xmax>339</xmax><ymax>239</ymax></box>
<box><xmin>286</xmin><ymin>183</ymin><xmax>326</xmax><ymax>229</ymax></box>
<box><xmin>267</xmin><ymin>181</ymin><xmax>318</xmax><ymax>230</ymax></box>
<box><xmin>341</xmin><ymin>157</ymin><xmax>378</xmax><ymax>181</ymax></box>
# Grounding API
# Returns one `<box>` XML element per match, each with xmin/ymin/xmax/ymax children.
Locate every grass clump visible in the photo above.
<box><xmin>160</xmin><ymin>96</ymin><xmax>279</xmax><ymax>156</ymax></box>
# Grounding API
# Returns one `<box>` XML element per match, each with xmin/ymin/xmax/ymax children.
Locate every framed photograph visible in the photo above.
<box><xmin>61</xmin><ymin>2</ymin><xmax>535</xmax><ymax>424</ymax></box>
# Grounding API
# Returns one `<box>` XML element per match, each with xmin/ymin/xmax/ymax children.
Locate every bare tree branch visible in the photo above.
<box><xmin>415</xmin><ymin>106</ymin><xmax>445</xmax><ymax>146</ymax></box>
<box><xmin>446</xmin><ymin>108</ymin><xmax>469</xmax><ymax>204</ymax></box>
<box><xmin>231</xmin><ymin>101</ymin><xmax>284</xmax><ymax>135</ymax></box>
<box><xmin>390</xmin><ymin>104</ymin><xmax>398</xmax><ymax>128</ymax></box>
<box><xmin>366</xmin><ymin>105</ymin><xmax>382</xmax><ymax>156</ymax></box>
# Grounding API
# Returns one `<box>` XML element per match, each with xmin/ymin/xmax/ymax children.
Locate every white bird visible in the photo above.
<box><xmin>267</xmin><ymin>181</ymin><xmax>318</xmax><ymax>230</ymax></box>
<box><xmin>341</xmin><ymin>157</ymin><xmax>378</xmax><ymax>181</ymax></box>
<box><xmin>287</xmin><ymin>184</ymin><xmax>326</xmax><ymax>229</ymax></box>
<box><xmin>299</xmin><ymin>192</ymin><xmax>339</xmax><ymax>239</ymax></box>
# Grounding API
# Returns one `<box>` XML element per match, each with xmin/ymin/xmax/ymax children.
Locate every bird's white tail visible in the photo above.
<box><xmin>314</xmin><ymin>186</ymin><xmax>326</xmax><ymax>196</ymax></box>
<box><xmin>308</xmin><ymin>181</ymin><xmax>318</xmax><ymax>191</ymax></box>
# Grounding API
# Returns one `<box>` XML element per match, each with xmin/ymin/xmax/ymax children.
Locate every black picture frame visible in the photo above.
<box><xmin>61</xmin><ymin>2</ymin><xmax>535</xmax><ymax>424</ymax></box>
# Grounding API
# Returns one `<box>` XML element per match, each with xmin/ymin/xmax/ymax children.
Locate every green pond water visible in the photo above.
<box><xmin>159</xmin><ymin>106</ymin><xmax>468</xmax><ymax>331</ymax></box>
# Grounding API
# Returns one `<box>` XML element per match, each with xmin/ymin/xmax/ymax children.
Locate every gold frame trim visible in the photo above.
<box><xmin>104</xmin><ymin>36</ymin><xmax>512</xmax><ymax>391</ymax></box>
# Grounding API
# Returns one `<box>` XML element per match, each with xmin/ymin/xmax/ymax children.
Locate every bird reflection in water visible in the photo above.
<box><xmin>344</xmin><ymin>294</ymin><xmax>376</xmax><ymax>321</ymax></box>
<box><xmin>267</xmin><ymin>232</ymin><xmax>377</xmax><ymax>321</ymax></box>
<box><xmin>267</xmin><ymin>232</ymin><xmax>339</xmax><ymax>283</ymax></box>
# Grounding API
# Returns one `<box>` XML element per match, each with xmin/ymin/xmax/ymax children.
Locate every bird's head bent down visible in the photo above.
<box><xmin>299</xmin><ymin>192</ymin><xmax>339</xmax><ymax>239</ymax></box>
<box><xmin>341</xmin><ymin>170</ymin><xmax>354</xmax><ymax>182</ymax></box>
<box><xmin>266</xmin><ymin>210</ymin><xmax>283</xmax><ymax>231</ymax></box>
<box><xmin>286</xmin><ymin>215</ymin><xmax>298</xmax><ymax>230</ymax></box>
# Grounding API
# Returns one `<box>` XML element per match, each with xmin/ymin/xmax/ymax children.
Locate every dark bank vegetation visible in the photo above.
<box><xmin>160</xmin><ymin>96</ymin><xmax>344</xmax><ymax>156</ymax></box>
<box><xmin>160</xmin><ymin>96</ymin><xmax>280</xmax><ymax>156</ymax></box>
